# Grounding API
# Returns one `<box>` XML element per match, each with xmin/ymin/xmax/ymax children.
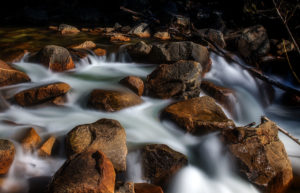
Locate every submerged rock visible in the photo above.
<box><xmin>58</xmin><ymin>24</ymin><xmax>80</xmax><ymax>35</ymax></box>
<box><xmin>146</xmin><ymin>60</ymin><xmax>202</xmax><ymax>99</ymax></box>
<box><xmin>28</xmin><ymin>45</ymin><xmax>75</xmax><ymax>72</ymax></box>
<box><xmin>148</xmin><ymin>41</ymin><xmax>211</xmax><ymax>73</ymax></box>
<box><xmin>21</xmin><ymin>128</ymin><xmax>41</xmax><ymax>152</ymax></box>
<box><xmin>88</xmin><ymin>89</ymin><xmax>143</xmax><ymax>112</ymax></box>
<box><xmin>14</xmin><ymin>82</ymin><xmax>71</xmax><ymax>106</ymax></box>
<box><xmin>49</xmin><ymin>150</ymin><xmax>115</xmax><ymax>193</ymax></box>
<box><xmin>66</xmin><ymin>118</ymin><xmax>127</xmax><ymax>171</ymax></box>
<box><xmin>120</xmin><ymin>76</ymin><xmax>144</xmax><ymax>96</ymax></box>
<box><xmin>0</xmin><ymin>139</ymin><xmax>15</xmax><ymax>175</ymax></box>
<box><xmin>221</xmin><ymin>118</ymin><xmax>293</xmax><ymax>193</ymax></box>
<box><xmin>142</xmin><ymin>144</ymin><xmax>188</xmax><ymax>188</ymax></box>
<box><xmin>0</xmin><ymin>60</ymin><xmax>30</xmax><ymax>87</ymax></box>
<box><xmin>162</xmin><ymin>96</ymin><xmax>235</xmax><ymax>135</ymax></box>
<box><xmin>134</xmin><ymin>183</ymin><xmax>164</xmax><ymax>193</ymax></box>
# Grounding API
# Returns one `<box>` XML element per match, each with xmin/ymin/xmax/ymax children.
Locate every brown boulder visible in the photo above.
<box><xmin>201</xmin><ymin>81</ymin><xmax>237</xmax><ymax>117</ymax></box>
<box><xmin>88</xmin><ymin>89</ymin><xmax>143</xmax><ymax>112</ymax></box>
<box><xmin>38</xmin><ymin>136</ymin><xmax>56</xmax><ymax>157</ymax></box>
<box><xmin>120</xmin><ymin>76</ymin><xmax>144</xmax><ymax>96</ymax></box>
<box><xmin>142</xmin><ymin>144</ymin><xmax>188</xmax><ymax>188</ymax></box>
<box><xmin>196</xmin><ymin>28</ymin><xmax>226</xmax><ymax>48</ymax></box>
<box><xmin>28</xmin><ymin>45</ymin><xmax>75</xmax><ymax>72</ymax></box>
<box><xmin>146</xmin><ymin>60</ymin><xmax>202</xmax><ymax>99</ymax></box>
<box><xmin>70</xmin><ymin>41</ymin><xmax>96</xmax><ymax>49</ymax></box>
<box><xmin>162</xmin><ymin>96</ymin><xmax>235</xmax><ymax>135</ymax></box>
<box><xmin>66</xmin><ymin>119</ymin><xmax>127</xmax><ymax>171</ymax></box>
<box><xmin>154</xmin><ymin>32</ymin><xmax>171</xmax><ymax>40</ymax></box>
<box><xmin>49</xmin><ymin>150</ymin><xmax>115</xmax><ymax>193</ymax></box>
<box><xmin>129</xmin><ymin>23</ymin><xmax>151</xmax><ymax>38</ymax></box>
<box><xmin>0</xmin><ymin>139</ymin><xmax>15</xmax><ymax>175</ymax></box>
<box><xmin>148</xmin><ymin>41</ymin><xmax>211</xmax><ymax>73</ymax></box>
<box><xmin>110</xmin><ymin>33</ymin><xmax>131</xmax><ymax>42</ymax></box>
<box><xmin>21</xmin><ymin>128</ymin><xmax>41</xmax><ymax>151</ymax></box>
<box><xmin>221</xmin><ymin>118</ymin><xmax>293</xmax><ymax>193</ymax></box>
<box><xmin>14</xmin><ymin>82</ymin><xmax>70</xmax><ymax>106</ymax></box>
<box><xmin>0</xmin><ymin>60</ymin><xmax>30</xmax><ymax>87</ymax></box>
<box><xmin>125</xmin><ymin>41</ymin><xmax>152</xmax><ymax>62</ymax></box>
<box><xmin>58</xmin><ymin>24</ymin><xmax>80</xmax><ymax>35</ymax></box>
<box><xmin>134</xmin><ymin>183</ymin><xmax>164</xmax><ymax>193</ymax></box>
<box><xmin>93</xmin><ymin>48</ymin><xmax>107</xmax><ymax>56</ymax></box>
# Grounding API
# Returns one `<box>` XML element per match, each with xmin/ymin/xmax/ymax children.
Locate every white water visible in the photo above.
<box><xmin>0</xmin><ymin>52</ymin><xmax>299</xmax><ymax>193</ymax></box>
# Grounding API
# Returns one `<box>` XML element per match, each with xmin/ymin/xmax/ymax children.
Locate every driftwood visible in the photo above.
<box><xmin>261</xmin><ymin>116</ymin><xmax>300</xmax><ymax>146</ymax></box>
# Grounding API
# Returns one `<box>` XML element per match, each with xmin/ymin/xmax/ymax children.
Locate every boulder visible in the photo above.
<box><xmin>196</xmin><ymin>28</ymin><xmax>226</xmax><ymax>48</ymax></box>
<box><xmin>120</xmin><ymin>76</ymin><xmax>144</xmax><ymax>96</ymax></box>
<box><xmin>28</xmin><ymin>45</ymin><xmax>75</xmax><ymax>72</ymax></box>
<box><xmin>125</xmin><ymin>41</ymin><xmax>152</xmax><ymax>61</ymax></box>
<box><xmin>49</xmin><ymin>150</ymin><xmax>115</xmax><ymax>193</ymax></box>
<box><xmin>200</xmin><ymin>81</ymin><xmax>237</xmax><ymax>117</ymax></box>
<box><xmin>21</xmin><ymin>128</ymin><xmax>41</xmax><ymax>151</ymax></box>
<box><xmin>162</xmin><ymin>96</ymin><xmax>235</xmax><ymax>135</ymax></box>
<box><xmin>66</xmin><ymin>118</ymin><xmax>127</xmax><ymax>171</ymax></box>
<box><xmin>14</xmin><ymin>82</ymin><xmax>71</xmax><ymax>107</ymax></box>
<box><xmin>221</xmin><ymin>118</ymin><xmax>293</xmax><ymax>193</ymax></box>
<box><xmin>0</xmin><ymin>139</ymin><xmax>15</xmax><ymax>174</ymax></box>
<box><xmin>146</xmin><ymin>60</ymin><xmax>202</xmax><ymax>99</ymax></box>
<box><xmin>88</xmin><ymin>89</ymin><xmax>143</xmax><ymax>112</ymax></box>
<box><xmin>58</xmin><ymin>24</ymin><xmax>80</xmax><ymax>35</ymax></box>
<box><xmin>134</xmin><ymin>183</ymin><xmax>164</xmax><ymax>193</ymax></box>
<box><xmin>154</xmin><ymin>32</ymin><xmax>171</xmax><ymax>40</ymax></box>
<box><xmin>69</xmin><ymin>48</ymin><xmax>89</xmax><ymax>61</ymax></box>
<box><xmin>129</xmin><ymin>23</ymin><xmax>151</xmax><ymax>38</ymax></box>
<box><xmin>148</xmin><ymin>41</ymin><xmax>211</xmax><ymax>73</ymax></box>
<box><xmin>110</xmin><ymin>33</ymin><xmax>131</xmax><ymax>42</ymax></box>
<box><xmin>38</xmin><ymin>136</ymin><xmax>56</xmax><ymax>157</ymax></box>
<box><xmin>142</xmin><ymin>144</ymin><xmax>188</xmax><ymax>188</ymax></box>
<box><xmin>93</xmin><ymin>48</ymin><xmax>107</xmax><ymax>56</ymax></box>
<box><xmin>0</xmin><ymin>60</ymin><xmax>30</xmax><ymax>87</ymax></box>
<box><xmin>70</xmin><ymin>41</ymin><xmax>96</xmax><ymax>49</ymax></box>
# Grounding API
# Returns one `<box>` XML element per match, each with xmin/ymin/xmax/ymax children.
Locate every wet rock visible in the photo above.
<box><xmin>221</xmin><ymin>119</ymin><xmax>293</xmax><ymax>193</ymax></box>
<box><xmin>28</xmin><ymin>45</ymin><xmax>75</xmax><ymax>72</ymax></box>
<box><xmin>154</xmin><ymin>31</ymin><xmax>171</xmax><ymax>40</ymax></box>
<box><xmin>21</xmin><ymin>128</ymin><xmax>41</xmax><ymax>151</ymax></box>
<box><xmin>120</xmin><ymin>76</ymin><xmax>144</xmax><ymax>96</ymax></box>
<box><xmin>162</xmin><ymin>96</ymin><xmax>235</xmax><ymax>135</ymax></box>
<box><xmin>70</xmin><ymin>41</ymin><xmax>96</xmax><ymax>49</ymax></box>
<box><xmin>38</xmin><ymin>136</ymin><xmax>56</xmax><ymax>157</ymax></box>
<box><xmin>146</xmin><ymin>60</ymin><xmax>202</xmax><ymax>99</ymax></box>
<box><xmin>142</xmin><ymin>144</ymin><xmax>187</xmax><ymax>188</ymax></box>
<box><xmin>14</xmin><ymin>82</ymin><xmax>71</xmax><ymax>107</ymax></box>
<box><xmin>0</xmin><ymin>139</ymin><xmax>15</xmax><ymax>175</ymax></box>
<box><xmin>0</xmin><ymin>60</ymin><xmax>31</xmax><ymax>87</ymax></box>
<box><xmin>58</xmin><ymin>24</ymin><xmax>80</xmax><ymax>35</ymax></box>
<box><xmin>49</xmin><ymin>150</ymin><xmax>115</xmax><ymax>193</ymax></box>
<box><xmin>172</xmin><ymin>15</ymin><xmax>190</xmax><ymax>29</ymax></box>
<box><xmin>69</xmin><ymin>48</ymin><xmax>89</xmax><ymax>61</ymax></box>
<box><xmin>196</xmin><ymin>28</ymin><xmax>226</xmax><ymax>48</ymax></box>
<box><xmin>2</xmin><ymin>49</ymin><xmax>28</xmax><ymax>63</ymax></box>
<box><xmin>116</xmin><ymin>182</ymin><xmax>134</xmax><ymax>193</ymax></box>
<box><xmin>125</xmin><ymin>41</ymin><xmax>152</xmax><ymax>61</ymax></box>
<box><xmin>65</xmin><ymin>118</ymin><xmax>127</xmax><ymax>171</ymax></box>
<box><xmin>200</xmin><ymin>81</ymin><xmax>237</xmax><ymax>117</ymax></box>
<box><xmin>88</xmin><ymin>89</ymin><xmax>143</xmax><ymax>112</ymax></box>
<box><xmin>134</xmin><ymin>183</ymin><xmax>164</xmax><ymax>193</ymax></box>
<box><xmin>93</xmin><ymin>48</ymin><xmax>107</xmax><ymax>56</ymax></box>
<box><xmin>129</xmin><ymin>23</ymin><xmax>151</xmax><ymax>38</ymax></box>
<box><xmin>110</xmin><ymin>33</ymin><xmax>131</xmax><ymax>42</ymax></box>
<box><xmin>148</xmin><ymin>41</ymin><xmax>211</xmax><ymax>73</ymax></box>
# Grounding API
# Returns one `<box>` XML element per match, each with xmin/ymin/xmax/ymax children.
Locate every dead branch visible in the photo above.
<box><xmin>261</xmin><ymin>116</ymin><xmax>300</xmax><ymax>146</ymax></box>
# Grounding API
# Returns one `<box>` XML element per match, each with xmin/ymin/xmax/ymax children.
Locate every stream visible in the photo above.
<box><xmin>0</xmin><ymin>49</ymin><xmax>299</xmax><ymax>193</ymax></box>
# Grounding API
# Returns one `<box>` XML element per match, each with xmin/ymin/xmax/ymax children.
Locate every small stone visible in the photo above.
<box><xmin>93</xmin><ymin>48</ymin><xmax>107</xmax><ymax>56</ymax></box>
<box><xmin>110</xmin><ymin>33</ymin><xmax>131</xmax><ymax>42</ymax></box>
<box><xmin>21</xmin><ymin>128</ymin><xmax>41</xmax><ymax>151</ymax></box>
<box><xmin>70</xmin><ymin>41</ymin><xmax>96</xmax><ymax>49</ymax></box>
<box><xmin>38</xmin><ymin>136</ymin><xmax>56</xmax><ymax>157</ymax></box>
<box><xmin>120</xmin><ymin>76</ymin><xmax>144</xmax><ymax>96</ymax></box>
<box><xmin>154</xmin><ymin>32</ymin><xmax>171</xmax><ymax>40</ymax></box>
<box><xmin>58</xmin><ymin>24</ymin><xmax>80</xmax><ymax>35</ymax></box>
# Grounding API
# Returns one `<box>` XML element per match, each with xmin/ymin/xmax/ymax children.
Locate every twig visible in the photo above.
<box><xmin>261</xmin><ymin>116</ymin><xmax>300</xmax><ymax>146</ymax></box>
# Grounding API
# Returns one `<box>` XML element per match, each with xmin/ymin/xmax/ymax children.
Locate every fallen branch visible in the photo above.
<box><xmin>261</xmin><ymin>116</ymin><xmax>300</xmax><ymax>146</ymax></box>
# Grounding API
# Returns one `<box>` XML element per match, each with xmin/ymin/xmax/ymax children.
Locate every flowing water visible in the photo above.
<box><xmin>0</xmin><ymin>50</ymin><xmax>299</xmax><ymax>193</ymax></box>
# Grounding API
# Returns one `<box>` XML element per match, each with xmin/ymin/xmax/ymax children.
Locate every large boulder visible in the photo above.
<box><xmin>88</xmin><ymin>89</ymin><xmax>143</xmax><ymax>112</ymax></box>
<box><xmin>162</xmin><ymin>96</ymin><xmax>235</xmax><ymax>135</ymax></box>
<box><xmin>148</xmin><ymin>41</ymin><xmax>211</xmax><ymax>73</ymax></box>
<box><xmin>120</xmin><ymin>76</ymin><xmax>144</xmax><ymax>96</ymax></box>
<box><xmin>49</xmin><ymin>150</ymin><xmax>115</xmax><ymax>193</ymax></box>
<box><xmin>14</xmin><ymin>82</ymin><xmax>71</xmax><ymax>106</ymax></box>
<box><xmin>146</xmin><ymin>60</ymin><xmax>202</xmax><ymax>99</ymax></box>
<box><xmin>28</xmin><ymin>45</ymin><xmax>75</xmax><ymax>72</ymax></box>
<box><xmin>142</xmin><ymin>144</ymin><xmax>188</xmax><ymax>188</ymax></box>
<box><xmin>0</xmin><ymin>60</ymin><xmax>30</xmax><ymax>87</ymax></box>
<box><xmin>195</xmin><ymin>28</ymin><xmax>226</xmax><ymax>48</ymax></box>
<box><xmin>0</xmin><ymin>139</ymin><xmax>15</xmax><ymax>175</ymax></box>
<box><xmin>66</xmin><ymin>119</ymin><xmax>127</xmax><ymax>172</ymax></box>
<box><xmin>221</xmin><ymin>118</ymin><xmax>293</xmax><ymax>193</ymax></box>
